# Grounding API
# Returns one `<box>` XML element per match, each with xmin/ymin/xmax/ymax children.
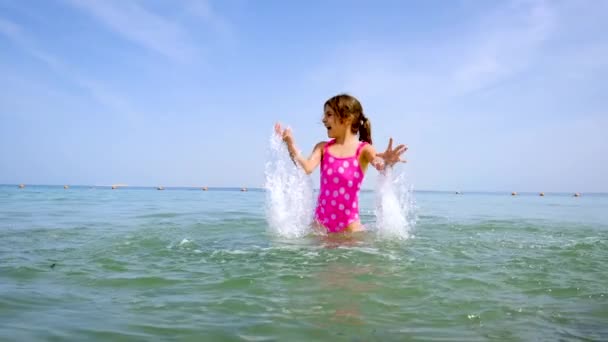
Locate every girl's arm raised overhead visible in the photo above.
<box><xmin>361</xmin><ymin>137</ymin><xmax>408</xmax><ymax>172</ymax></box>
<box><xmin>275</xmin><ymin>123</ymin><xmax>324</xmax><ymax>175</ymax></box>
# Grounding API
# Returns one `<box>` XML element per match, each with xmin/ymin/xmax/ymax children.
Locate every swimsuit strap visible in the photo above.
<box><xmin>322</xmin><ymin>139</ymin><xmax>335</xmax><ymax>158</ymax></box>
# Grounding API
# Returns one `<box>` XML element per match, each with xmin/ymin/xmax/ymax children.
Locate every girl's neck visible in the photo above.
<box><xmin>333</xmin><ymin>132</ymin><xmax>358</xmax><ymax>145</ymax></box>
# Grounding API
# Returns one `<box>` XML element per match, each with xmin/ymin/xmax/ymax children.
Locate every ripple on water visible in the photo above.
<box><xmin>136</xmin><ymin>212</ymin><xmax>180</xmax><ymax>219</ymax></box>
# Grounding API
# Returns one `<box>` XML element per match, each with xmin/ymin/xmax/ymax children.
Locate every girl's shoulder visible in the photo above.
<box><xmin>360</xmin><ymin>142</ymin><xmax>377</xmax><ymax>161</ymax></box>
<box><xmin>315</xmin><ymin>140</ymin><xmax>332</xmax><ymax>150</ymax></box>
<box><xmin>313</xmin><ymin>140</ymin><xmax>331</xmax><ymax>159</ymax></box>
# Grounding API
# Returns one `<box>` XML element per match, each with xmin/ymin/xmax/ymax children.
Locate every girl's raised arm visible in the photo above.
<box><xmin>275</xmin><ymin>123</ymin><xmax>325</xmax><ymax>175</ymax></box>
<box><xmin>361</xmin><ymin>137</ymin><xmax>408</xmax><ymax>172</ymax></box>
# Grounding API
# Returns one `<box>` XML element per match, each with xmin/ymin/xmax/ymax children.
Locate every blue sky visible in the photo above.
<box><xmin>1</xmin><ymin>0</ymin><xmax>606</xmax><ymax>192</ymax></box>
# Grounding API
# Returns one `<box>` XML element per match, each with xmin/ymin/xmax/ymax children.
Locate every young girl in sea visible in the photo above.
<box><xmin>275</xmin><ymin>93</ymin><xmax>408</xmax><ymax>234</ymax></box>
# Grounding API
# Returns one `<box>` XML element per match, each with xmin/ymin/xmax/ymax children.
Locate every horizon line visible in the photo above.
<box><xmin>1</xmin><ymin>183</ymin><xmax>603</xmax><ymax>195</ymax></box>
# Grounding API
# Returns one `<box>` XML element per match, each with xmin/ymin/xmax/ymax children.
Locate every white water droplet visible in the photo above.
<box><xmin>264</xmin><ymin>130</ymin><xmax>314</xmax><ymax>238</ymax></box>
<box><xmin>374</xmin><ymin>167</ymin><xmax>416</xmax><ymax>240</ymax></box>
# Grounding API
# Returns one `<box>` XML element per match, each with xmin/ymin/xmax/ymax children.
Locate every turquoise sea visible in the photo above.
<box><xmin>1</xmin><ymin>185</ymin><xmax>607</xmax><ymax>341</ymax></box>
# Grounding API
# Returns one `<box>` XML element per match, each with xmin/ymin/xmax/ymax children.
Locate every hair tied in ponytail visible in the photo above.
<box><xmin>360</xmin><ymin>115</ymin><xmax>368</xmax><ymax>125</ymax></box>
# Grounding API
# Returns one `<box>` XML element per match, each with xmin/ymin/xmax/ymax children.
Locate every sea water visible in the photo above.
<box><xmin>1</xmin><ymin>186</ymin><xmax>607</xmax><ymax>340</ymax></box>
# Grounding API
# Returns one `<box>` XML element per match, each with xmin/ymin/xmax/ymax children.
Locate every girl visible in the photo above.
<box><xmin>275</xmin><ymin>94</ymin><xmax>408</xmax><ymax>234</ymax></box>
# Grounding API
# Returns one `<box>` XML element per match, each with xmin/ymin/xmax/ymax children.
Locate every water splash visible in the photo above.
<box><xmin>374</xmin><ymin>166</ymin><xmax>416</xmax><ymax>240</ymax></box>
<box><xmin>264</xmin><ymin>130</ymin><xmax>315</xmax><ymax>238</ymax></box>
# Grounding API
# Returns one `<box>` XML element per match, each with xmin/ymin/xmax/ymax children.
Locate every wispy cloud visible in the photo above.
<box><xmin>0</xmin><ymin>17</ymin><xmax>19</xmax><ymax>36</ymax></box>
<box><xmin>305</xmin><ymin>0</ymin><xmax>562</xmax><ymax>102</ymax></box>
<box><xmin>0</xmin><ymin>17</ymin><xmax>63</xmax><ymax>69</ymax></box>
<box><xmin>184</xmin><ymin>0</ymin><xmax>235</xmax><ymax>44</ymax></box>
<box><xmin>450</xmin><ymin>0</ymin><xmax>556</xmax><ymax>94</ymax></box>
<box><xmin>0</xmin><ymin>17</ymin><xmax>140</xmax><ymax>123</ymax></box>
<box><xmin>66</xmin><ymin>0</ymin><xmax>199</xmax><ymax>62</ymax></box>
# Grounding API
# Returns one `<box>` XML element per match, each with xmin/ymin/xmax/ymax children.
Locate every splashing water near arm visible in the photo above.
<box><xmin>265</xmin><ymin>126</ymin><xmax>316</xmax><ymax>238</ymax></box>
<box><xmin>374</xmin><ymin>167</ymin><xmax>417</xmax><ymax>240</ymax></box>
<box><xmin>360</xmin><ymin>137</ymin><xmax>414</xmax><ymax>239</ymax></box>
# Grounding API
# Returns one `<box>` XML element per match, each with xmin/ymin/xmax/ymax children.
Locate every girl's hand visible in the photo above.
<box><xmin>274</xmin><ymin>122</ymin><xmax>294</xmax><ymax>145</ymax></box>
<box><xmin>376</xmin><ymin>137</ymin><xmax>407</xmax><ymax>167</ymax></box>
<box><xmin>275</xmin><ymin>122</ymin><xmax>304</xmax><ymax>166</ymax></box>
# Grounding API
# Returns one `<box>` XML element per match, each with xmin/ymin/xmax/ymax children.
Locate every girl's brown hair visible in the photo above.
<box><xmin>324</xmin><ymin>94</ymin><xmax>372</xmax><ymax>144</ymax></box>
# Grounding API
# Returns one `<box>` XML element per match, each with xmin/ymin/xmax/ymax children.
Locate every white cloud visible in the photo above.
<box><xmin>0</xmin><ymin>17</ymin><xmax>19</xmax><ymax>36</ymax></box>
<box><xmin>184</xmin><ymin>0</ymin><xmax>234</xmax><ymax>44</ymax></box>
<box><xmin>66</xmin><ymin>0</ymin><xmax>199</xmax><ymax>62</ymax></box>
<box><xmin>305</xmin><ymin>0</ymin><xmax>561</xmax><ymax>102</ymax></box>
<box><xmin>450</xmin><ymin>0</ymin><xmax>556</xmax><ymax>94</ymax></box>
<box><xmin>0</xmin><ymin>17</ymin><xmax>141</xmax><ymax>124</ymax></box>
<box><xmin>0</xmin><ymin>17</ymin><xmax>62</xmax><ymax>69</ymax></box>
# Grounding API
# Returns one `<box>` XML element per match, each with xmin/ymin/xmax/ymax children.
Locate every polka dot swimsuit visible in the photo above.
<box><xmin>315</xmin><ymin>139</ymin><xmax>367</xmax><ymax>233</ymax></box>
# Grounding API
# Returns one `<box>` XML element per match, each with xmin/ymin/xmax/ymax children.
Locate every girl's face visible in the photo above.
<box><xmin>322</xmin><ymin>105</ymin><xmax>350</xmax><ymax>139</ymax></box>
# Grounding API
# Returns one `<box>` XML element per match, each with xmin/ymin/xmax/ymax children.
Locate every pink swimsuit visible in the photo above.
<box><xmin>315</xmin><ymin>140</ymin><xmax>367</xmax><ymax>233</ymax></box>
